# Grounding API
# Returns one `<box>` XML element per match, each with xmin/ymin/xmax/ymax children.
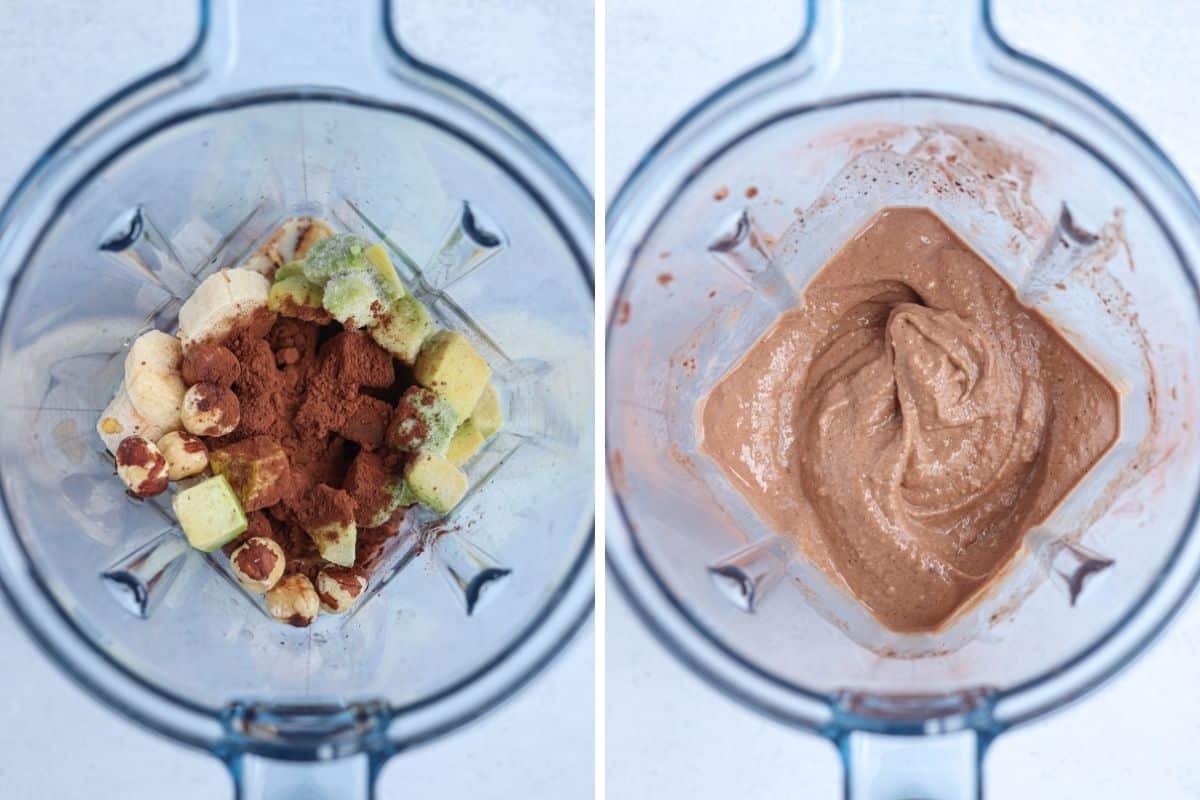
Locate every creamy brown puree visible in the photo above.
<box><xmin>700</xmin><ymin>208</ymin><xmax>1119</xmax><ymax>632</ymax></box>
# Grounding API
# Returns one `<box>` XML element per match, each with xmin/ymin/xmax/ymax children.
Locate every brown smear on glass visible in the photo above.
<box><xmin>699</xmin><ymin>207</ymin><xmax>1120</xmax><ymax>632</ymax></box>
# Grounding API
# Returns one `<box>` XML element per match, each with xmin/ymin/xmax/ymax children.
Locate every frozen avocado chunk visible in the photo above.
<box><xmin>395</xmin><ymin>480</ymin><xmax>418</xmax><ymax>508</ymax></box>
<box><xmin>210</xmin><ymin>436</ymin><xmax>290</xmax><ymax>512</ymax></box>
<box><xmin>405</xmin><ymin>452</ymin><xmax>468</xmax><ymax>514</ymax></box>
<box><xmin>388</xmin><ymin>386</ymin><xmax>459</xmax><ymax>454</ymax></box>
<box><xmin>369</xmin><ymin>294</ymin><xmax>434</xmax><ymax>364</ymax></box>
<box><xmin>414</xmin><ymin>331</ymin><xmax>492</xmax><ymax>418</ymax></box>
<box><xmin>364</xmin><ymin>243</ymin><xmax>406</xmax><ymax>301</ymax></box>
<box><xmin>274</xmin><ymin>261</ymin><xmax>307</xmax><ymax>281</ymax></box>
<box><xmin>446</xmin><ymin>418</ymin><xmax>486</xmax><ymax>466</ymax></box>
<box><xmin>302</xmin><ymin>233</ymin><xmax>371</xmax><ymax>284</ymax></box>
<box><xmin>297</xmin><ymin>484</ymin><xmax>358</xmax><ymax>567</ymax></box>
<box><xmin>343</xmin><ymin>449</ymin><xmax>406</xmax><ymax>527</ymax></box>
<box><xmin>268</xmin><ymin>275</ymin><xmax>324</xmax><ymax>316</ymax></box>
<box><xmin>323</xmin><ymin>272</ymin><xmax>384</xmax><ymax>328</ymax></box>
<box><xmin>174</xmin><ymin>475</ymin><xmax>248</xmax><ymax>552</ymax></box>
<box><xmin>471</xmin><ymin>383</ymin><xmax>503</xmax><ymax>439</ymax></box>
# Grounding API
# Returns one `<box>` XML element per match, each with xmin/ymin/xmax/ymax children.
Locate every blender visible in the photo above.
<box><xmin>607</xmin><ymin>0</ymin><xmax>1200</xmax><ymax>797</ymax></box>
<box><xmin>0</xmin><ymin>0</ymin><xmax>593</xmax><ymax>796</ymax></box>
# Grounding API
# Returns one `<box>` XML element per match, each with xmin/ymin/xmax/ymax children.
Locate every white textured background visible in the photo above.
<box><xmin>0</xmin><ymin>2</ymin><xmax>593</xmax><ymax>798</ymax></box>
<box><xmin>606</xmin><ymin>1</ymin><xmax>1200</xmax><ymax>798</ymax></box>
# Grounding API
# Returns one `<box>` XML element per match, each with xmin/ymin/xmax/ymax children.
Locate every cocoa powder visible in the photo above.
<box><xmin>201</xmin><ymin>312</ymin><xmax>415</xmax><ymax>578</ymax></box>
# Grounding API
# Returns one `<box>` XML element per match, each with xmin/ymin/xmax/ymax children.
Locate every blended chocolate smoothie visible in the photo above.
<box><xmin>700</xmin><ymin>207</ymin><xmax>1119</xmax><ymax>632</ymax></box>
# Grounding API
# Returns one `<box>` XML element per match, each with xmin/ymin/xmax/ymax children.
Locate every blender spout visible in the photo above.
<box><xmin>221</xmin><ymin>700</ymin><xmax>394</xmax><ymax>797</ymax></box>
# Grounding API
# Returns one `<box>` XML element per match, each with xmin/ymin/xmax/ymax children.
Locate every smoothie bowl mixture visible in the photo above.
<box><xmin>609</xmin><ymin>117</ymin><xmax>1193</xmax><ymax>667</ymax></box>
<box><xmin>98</xmin><ymin>218</ymin><xmax>503</xmax><ymax>626</ymax></box>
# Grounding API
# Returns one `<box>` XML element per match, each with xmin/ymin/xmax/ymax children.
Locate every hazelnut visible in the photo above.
<box><xmin>115</xmin><ymin>436</ymin><xmax>169</xmax><ymax>497</ymax></box>
<box><xmin>230</xmin><ymin>537</ymin><xmax>286</xmax><ymax>593</ymax></box>
<box><xmin>316</xmin><ymin>567</ymin><xmax>367</xmax><ymax>614</ymax></box>
<box><xmin>181</xmin><ymin>382</ymin><xmax>241</xmax><ymax>436</ymax></box>
<box><xmin>156</xmin><ymin>430</ymin><xmax>209</xmax><ymax>480</ymax></box>
<box><xmin>265</xmin><ymin>574</ymin><xmax>319</xmax><ymax>627</ymax></box>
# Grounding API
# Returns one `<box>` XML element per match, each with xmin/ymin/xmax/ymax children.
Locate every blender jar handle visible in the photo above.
<box><xmin>804</xmin><ymin>0</ymin><xmax>993</xmax><ymax>93</ymax></box>
<box><xmin>194</xmin><ymin>0</ymin><xmax>407</xmax><ymax>88</ymax></box>
<box><xmin>839</xmin><ymin>729</ymin><xmax>986</xmax><ymax>800</ymax></box>
<box><xmin>227</xmin><ymin>752</ymin><xmax>380</xmax><ymax>800</ymax></box>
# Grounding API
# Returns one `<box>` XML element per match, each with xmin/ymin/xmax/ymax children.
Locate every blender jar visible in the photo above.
<box><xmin>0</xmin><ymin>1</ymin><xmax>593</xmax><ymax>796</ymax></box>
<box><xmin>607</xmin><ymin>0</ymin><xmax>1200</xmax><ymax>797</ymax></box>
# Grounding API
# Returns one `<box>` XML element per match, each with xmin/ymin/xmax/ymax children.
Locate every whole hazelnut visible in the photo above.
<box><xmin>265</xmin><ymin>574</ymin><xmax>319</xmax><ymax>627</ymax></box>
<box><xmin>316</xmin><ymin>567</ymin><xmax>367</xmax><ymax>614</ymax></box>
<box><xmin>230</xmin><ymin>537</ymin><xmax>286</xmax><ymax>593</ymax></box>
<box><xmin>156</xmin><ymin>430</ymin><xmax>209</xmax><ymax>480</ymax></box>
<box><xmin>181</xmin><ymin>382</ymin><xmax>241</xmax><ymax>436</ymax></box>
<box><xmin>115</xmin><ymin>436</ymin><xmax>169</xmax><ymax>497</ymax></box>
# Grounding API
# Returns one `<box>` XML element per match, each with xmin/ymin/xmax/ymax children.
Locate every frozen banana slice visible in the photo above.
<box><xmin>178</xmin><ymin>268</ymin><xmax>270</xmax><ymax>350</ymax></box>
<box><xmin>122</xmin><ymin>329</ymin><xmax>187</xmax><ymax>431</ymax></box>
<box><xmin>242</xmin><ymin>217</ymin><xmax>333</xmax><ymax>275</ymax></box>
<box><xmin>97</xmin><ymin>384</ymin><xmax>164</xmax><ymax>454</ymax></box>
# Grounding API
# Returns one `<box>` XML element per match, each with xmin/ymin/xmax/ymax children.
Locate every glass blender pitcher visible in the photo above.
<box><xmin>0</xmin><ymin>1</ymin><xmax>593</xmax><ymax>796</ymax></box>
<box><xmin>607</xmin><ymin>0</ymin><xmax>1200</xmax><ymax>796</ymax></box>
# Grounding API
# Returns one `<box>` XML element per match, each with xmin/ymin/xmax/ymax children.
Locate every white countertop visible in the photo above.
<box><xmin>606</xmin><ymin>1</ymin><xmax>1200</xmax><ymax>797</ymax></box>
<box><xmin>0</xmin><ymin>1</ymin><xmax>593</xmax><ymax>798</ymax></box>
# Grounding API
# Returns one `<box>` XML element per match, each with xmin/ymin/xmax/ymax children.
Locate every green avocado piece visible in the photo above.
<box><xmin>387</xmin><ymin>386</ymin><xmax>459</xmax><ymax>454</ymax></box>
<box><xmin>365</xmin><ymin>243</ymin><xmax>407</xmax><ymax>302</ymax></box>
<box><xmin>446</xmin><ymin>418</ymin><xmax>486</xmax><ymax>466</ymax></box>
<box><xmin>268</xmin><ymin>275</ymin><xmax>324</xmax><ymax>316</ymax></box>
<box><xmin>405</xmin><ymin>452</ymin><xmax>468</xmax><ymax>514</ymax></box>
<box><xmin>369</xmin><ymin>295</ymin><xmax>434</xmax><ymax>364</ymax></box>
<box><xmin>173</xmin><ymin>475</ymin><xmax>248</xmax><ymax>552</ymax></box>
<box><xmin>414</xmin><ymin>331</ymin><xmax>492</xmax><ymax>418</ymax></box>
<box><xmin>274</xmin><ymin>260</ymin><xmax>307</xmax><ymax>281</ymax></box>
<box><xmin>323</xmin><ymin>272</ymin><xmax>384</xmax><ymax>329</ymax></box>
<box><xmin>302</xmin><ymin>233</ymin><xmax>371</xmax><ymax>285</ymax></box>
<box><xmin>308</xmin><ymin>520</ymin><xmax>357</xmax><ymax>567</ymax></box>
<box><xmin>470</xmin><ymin>384</ymin><xmax>503</xmax><ymax>439</ymax></box>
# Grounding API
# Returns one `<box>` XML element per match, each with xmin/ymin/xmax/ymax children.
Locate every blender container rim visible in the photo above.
<box><xmin>605</xmin><ymin>0</ymin><xmax>1200</xmax><ymax>737</ymax></box>
<box><xmin>0</xmin><ymin>6</ymin><xmax>596</xmax><ymax>762</ymax></box>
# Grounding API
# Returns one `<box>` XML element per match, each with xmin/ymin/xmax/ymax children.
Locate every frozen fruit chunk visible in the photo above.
<box><xmin>174</xmin><ymin>475</ymin><xmax>249</xmax><ymax>552</ymax></box>
<box><xmin>334</xmin><ymin>395</ymin><xmax>392</xmax><ymax>451</ymax></box>
<box><xmin>320</xmin><ymin>331</ymin><xmax>395</xmax><ymax>389</ymax></box>
<box><xmin>302</xmin><ymin>233</ymin><xmax>370</xmax><ymax>285</ymax></box>
<box><xmin>343</xmin><ymin>450</ymin><xmax>406</xmax><ymax>527</ymax></box>
<box><xmin>471</xmin><ymin>383</ymin><xmax>503</xmax><ymax>439</ymax></box>
<box><xmin>369</xmin><ymin>295</ymin><xmax>434</xmax><ymax>365</ymax></box>
<box><xmin>268</xmin><ymin>275</ymin><xmax>325</xmax><ymax>318</ymax></box>
<box><xmin>295</xmin><ymin>484</ymin><xmax>358</xmax><ymax>567</ymax></box>
<box><xmin>446</xmin><ymin>419</ymin><xmax>486</xmax><ymax>466</ymax></box>
<box><xmin>210</xmin><ymin>436</ymin><xmax>290</xmax><ymax>512</ymax></box>
<box><xmin>274</xmin><ymin>261</ymin><xmax>307</xmax><ymax>282</ymax></box>
<box><xmin>388</xmin><ymin>386</ymin><xmax>458</xmax><ymax>454</ymax></box>
<box><xmin>395</xmin><ymin>480</ymin><xmax>418</xmax><ymax>508</ymax></box>
<box><xmin>323</xmin><ymin>272</ymin><xmax>384</xmax><ymax>329</ymax></box>
<box><xmin>405</xmin><ymin>452</ymin><xmax>468</xmax><ymax>514</ymax></box>
<box><xmin>414</xmin><ymin>331</ymin><xmax>492</xmax><ymax>418</ymax></box>
<box><xmin>364</xmin><ymin>243</ymin><xmax>407</xmax><ymax>301</ymax></box>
